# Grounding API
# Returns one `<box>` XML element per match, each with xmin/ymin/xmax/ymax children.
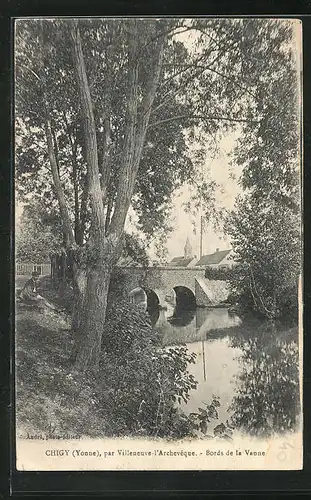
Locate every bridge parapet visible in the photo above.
<box><xmin>119</xmin><ymin>265</ymin><xmax>207</xmax><ymax>307</ymax></box>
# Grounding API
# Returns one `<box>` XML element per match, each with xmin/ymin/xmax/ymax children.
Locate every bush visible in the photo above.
<box><xmin>226</xmin><ymin>263</ymin><xmax>299</xmax><ymax>324</ymax></box>
<box><xmin>97</xmin><ymin>300</ymin><xmax>198</xmax><ymax>438</ymax></box>
<box><xmin>204</xmin><ymin>266</ymin><xmax>237</xmax><ymax>281</ymax></box>
<box><xmin>225</xmin><ymin>193</ymin><xmax>300</xmax><ymax>323</ymax></box>
<box><xmin>279</xmin><ymin>285</ymin><xmax>299</xmax><ymax>325</ymax></box>
<box><xmin>229</xmin><ymin>324</ymin><xmax>300</xmax><ymax>437</ymax></box>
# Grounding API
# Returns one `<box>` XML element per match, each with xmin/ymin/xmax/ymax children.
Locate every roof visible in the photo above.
<box><xmin>169</xmin><ymin>256</ymin><xmax>194</xmax><ymax>267</ymax></box>
<box><xmin>171</xmin><ymin>256</ymin><xmax>183</xmax><ymax>262</ymax></box>
<box><xmin>195</xmin><ymin>249</ymin><xmax>231</xmax><ymax>267</ymax></box>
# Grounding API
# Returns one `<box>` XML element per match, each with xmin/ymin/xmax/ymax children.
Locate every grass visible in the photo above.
<box><xmin>15</xmin><ymin>277</ymin><xmax>107</xmax><ymax>439</ymax></box>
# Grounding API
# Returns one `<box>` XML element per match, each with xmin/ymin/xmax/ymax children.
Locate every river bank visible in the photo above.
<box><xmin>15</xmin><ymin>276</ymin><xmax>301</xmax><ymax>440</ymax></box>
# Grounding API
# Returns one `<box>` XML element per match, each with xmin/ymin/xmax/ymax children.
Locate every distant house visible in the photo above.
<box><xmin>170</xmin><ymin>256</ymin><xmax>197</xmax><ymax>267</ymax></box>
<box><xmin>195</xmin><ymin>248</ymin><xmax>234</xmax><ymax>269</ymax></box>
<box><xmin>16</xmin><ymin>262</ymin><xmax>51</xmax><ymax>276</ymax></box>
<box><xmin>169</xmin><ymin>236</ymin><xmax>197</xmax><ymax>268</ymax></box>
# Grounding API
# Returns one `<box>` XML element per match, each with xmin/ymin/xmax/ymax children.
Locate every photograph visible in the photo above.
<box><xmin>14</xmin><ymin>16</ymin><xmax>302</xmax><ymax>471</ymax></box>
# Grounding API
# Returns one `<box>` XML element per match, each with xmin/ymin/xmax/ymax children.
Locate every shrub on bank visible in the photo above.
<box><xmin>204</xmin><ymin>266</ymin><xmax>237</xmax><ymax>281</ymax></box>
<box><xmin>226</xmin><ymin>263</ymin><xmax>299</xmax><ymax>325</ymax></box>
<box><xmin>97</xmin><ymin>300</ymin><xmax>198</xmax><ymax>438</ymax></box>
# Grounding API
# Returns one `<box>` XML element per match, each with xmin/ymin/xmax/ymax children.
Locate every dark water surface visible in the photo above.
<box><xmin>154</xmin><ymin>306</ymin><xmax>301</xmax><ymax>438</ymax></box>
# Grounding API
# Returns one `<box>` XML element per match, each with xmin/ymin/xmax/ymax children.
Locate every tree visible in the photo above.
<box><xmin>226</xmin><ymin>195</ymin><xmax>300</xmax><ymax>321</ymax></box>
<box><xmin>16</xmin><ymin>201</ymin><xmax>63</xmax><ymax>263</ymax></box>
<box><xmin>225</xmin><ymin>20</ymin><xmax>301</xmax><ymax>321</ymax></box>
<box><xmin>15</xmin><ymin>18</ymin><xmax>299</xmax><ymax>372</ymax></box>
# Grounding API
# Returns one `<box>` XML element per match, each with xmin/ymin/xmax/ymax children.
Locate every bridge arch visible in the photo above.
<box><xmin>142</xmin><ymin>287</ymin><xmax>160</xmax><ymax>310</ymax></box>
<box><xmin>173</xmin><ymin>285</ymin><xmax>196</xmax><ymax>310</ymax></box>
<box><xmin>129</xmin><ymin>287</ymin><xmax>147</xmax><ymax>311</ymax></box>
<box><xmin>128</xmin><ymin>287</ymin><xmax>161</xmax><ymax>325</ymax></box>
<box><xmin>143</xmin><ymin>288</ymin><xmax>160</xmax><ymax>325</ymax></box>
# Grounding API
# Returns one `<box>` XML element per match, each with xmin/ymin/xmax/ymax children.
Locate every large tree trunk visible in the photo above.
<box><xmin>74</xmin><ymin>262</ymin><xmax>111</xmax><ymax>373</ymax></box>
<box><xmin>71</xmin><ymin>235</ymin><xmax>122</xmax><ymax>372</ymax></box>
<box><xmin>71</xmin><ymin>262</ymin><xmax>86</xmax><ymax>334</ymax></box>
<box><xmin>68</xmin><ymin>20</ymin><xmax>167</xmax><ymax>374</ymax></box>
<box><xmin>70</xmin><ymin>21</ymin><xmax>109</xmax><ymax>373</ymax></box>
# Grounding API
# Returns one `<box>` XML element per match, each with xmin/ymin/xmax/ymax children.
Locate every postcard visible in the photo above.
<box><xmin>14</xmin><ymin>16</ymin><xmax>302</xmax><ymax>471</ymax></box>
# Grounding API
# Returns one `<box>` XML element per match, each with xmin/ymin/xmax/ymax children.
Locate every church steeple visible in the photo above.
<box><xmin>184</xmin><ymin>235</ymin><xmax>193</xmax><ymax>259</ymax></box>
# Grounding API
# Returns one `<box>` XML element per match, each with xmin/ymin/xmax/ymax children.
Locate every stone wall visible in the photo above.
<box><xmin>195</xmin><ymin>278</ymin><xmax>229</xmax><ymax>306</ymax></box>
<box><xmin>208</xmin><ymin>280</ymin><xmax>230</xmax><ymax>303</ymax></box>
<box><xmin>121</xmin><ymin>266</ymin><xmax>208</xmax><ymax>306</ymax></box>
<box><xmin>195</xmin><ymin>278</ymin><xmax>212</xmax><ymax>306</ymax></box>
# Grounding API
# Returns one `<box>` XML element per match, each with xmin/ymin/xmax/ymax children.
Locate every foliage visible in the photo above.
<box><xmin>48</xmin><ymin>231</ymin><xmax>149</xmax><ymax>297</ymax></box>
<box><xmin>188</xmin><ymin>395</ymin><xmax>234</xmax><ymax>440</ymax></box>
<box><xmin>15</xmin><ymin>18</ymin><xmax>301</xmax><ymax>370</ymax></box>
<box><xmin>98</xmin><ymin>300</ymin><xmax>198</xmax><ymax>438</ymax></box>
<box><xmin>15</xmin><ymin>20</ymin><xmax>195</xmax><ymax>244</ymax></box>
<box><xmin>229</xmin><ymin>324</ymin><xmax>300</xmax><ymax>437</ymax></box>
<box><xmin>224</xmin><ymin>20</ymin><xmax>301</xmax><ymax>322</ymax></box>
<box><xmin>226</xmin><ymin>195</ymin><xmax>300</xmax><ymax>322</ymax></box>
<box><xmin>232</xmin><ymin>19</ymin><xmax>300</xmax><ymax>201</ymax></box>
<box><xmin>204</xmin><ymin>266</ymin><xmax>237</xmax><ymax>281</ymax></box>
<box><xmin>15</xmin><ymin>19</ymin><xmax>296</xmax><ymax>247</ymax></box>
<box><xmin>121</xmin><ymin>232</ymin><xmax>150</xmax><ymax>268</ymax></box>
<box><xmin>16</xmin><ymin>201</ymin><xmax>63</xmax><ymax>262</ymax></box>
<box><xmin>16</xmin><ymin>283</ymin><xmax>301</xmax><ymax>440</ymax></box>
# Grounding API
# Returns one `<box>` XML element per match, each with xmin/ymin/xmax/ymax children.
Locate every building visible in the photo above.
<box><xmin>169</xmin><ymin>236</ymin><xmax>235</xmax><ymax>270</ymax></box>
<box><xmin>195</xmin><ymin>248</ymin><xmax>234</xmax><ymax>269</ymax></box>
<box><xmin>16</xmin><ymin>262</ymin><xmax>51</xmax><ymax>276</ymax></box>
<box><xmin>169</xmin><ymin>236</ymin><xmax>197</xmax><ymax>267</ymax></box>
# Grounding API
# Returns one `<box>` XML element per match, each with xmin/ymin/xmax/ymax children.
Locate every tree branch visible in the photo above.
<box><xmin>50</xmin><ymin>125</ymin><xmax>61</xmax><ymax>175</ymax></box>
<box><xmin>70</xmin><ymin>20</ymin><xmax>105</xmax><ymax>239</ymax></box>
<box><xmin>43</xmin><ymin>113</ymin><xmax>76</xmax><ymax>248</ymax></box>
<box><xmin>249</xmin><ymin>265</ymin><xmax>273</xmax><ymax>318</ymax></box>
<box><xmin>79</xmin><ymin>176</ymin><xmax>89</xmax><ymax>245</ymax></box>
<box><xmin>99</xmin><ymin>117</ymin><xmax>113</xmax><ymax>202</ymax></box>
<box><xmin>148</xmin><ymin>114</ymin><xmax>259</xmax><ymax>130</ymax></box>
<box><xmin>195</xmin><ymin>64</ymin><xmax>257</xmax><ymax>100</ymax></box>
<box><xmin>19</xmin><ymin>64</ymin><xmax>41</xmax><ymax>82</ymax></box>
<box><xmin>109</xmin><ymin>23</ymin><xmax>167</xmax><ymax>237</ymax></box>
<box><xmin>138</xmin><ymin>21</ymin><xmax>185</xmax><ymax>54</ymax></box>
<box><xmin>108</xmin><ymin>19</ymin><xmax>139</xmax><ymax>236</ymax></box>
<box><xmin>97</xmin><ymin>25</ymin><xmax>116</xmax><ymax>204</ymax></box>
<box><xmin>152</xmin><ymin>39</ymin><xmax>238</xmax><ymax>116</ymax></box>
<box><xmin>62</xmin><ymin>111</ymin><xmax>81</xmax><ymax>242</ymax></box>
<box><xmin>37</xmin><ymin>23</ymin><xmax>76</xmax><ymax>249</ymax></box>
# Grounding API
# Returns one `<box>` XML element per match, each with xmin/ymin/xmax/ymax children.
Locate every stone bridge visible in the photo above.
<box><xmin>119</xmin><ymin>266</ymin><xmax>229</xmax><ymax>308</ymax></box>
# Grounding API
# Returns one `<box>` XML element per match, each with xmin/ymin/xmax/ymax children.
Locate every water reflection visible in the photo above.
<box><xmin>154</xmin><ymin>306</ymin><xmax>241</xmax><ymax>345</ymax></box>
<box><xmin>229</xmin><ymin>326</ymin><xmax>300</xmax><ymax>437</ymax></box>
<box><xmin>152</xmin><ymin>303</ymin><xmax>300</xmax><ymax>438</ymax></box>
<box><xmin>148</xmin><ymin>306</ymin><xmax>160</xmax><ymax>326</ymax></box>
<box><xmin>168</xmin><ymin>306</ymin><xmax>196</xmax><ymax>327</ymax></box>
<box><xmin>179</xmin><ymin>338</ymin><xmax>242</xmax><ymax>425</ymax></box>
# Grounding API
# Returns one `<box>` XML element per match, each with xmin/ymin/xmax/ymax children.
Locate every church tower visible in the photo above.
<box><xmin>184</xmin><ymin>235</ymin><xmax>193</xmax><ymax>259</ymax></box>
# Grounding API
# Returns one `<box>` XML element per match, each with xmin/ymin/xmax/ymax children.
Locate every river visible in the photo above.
<box><xmin>153</xmin><ymin>305</ymin><xmax>301</xmax><ymax>438</ymax></box>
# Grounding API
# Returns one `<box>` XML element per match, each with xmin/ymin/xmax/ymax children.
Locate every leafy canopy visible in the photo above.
<box><xmin>15</xmin><ymin>18</ymin><xmax>295</xmax><ymax>249</ymax></box>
